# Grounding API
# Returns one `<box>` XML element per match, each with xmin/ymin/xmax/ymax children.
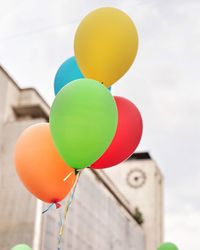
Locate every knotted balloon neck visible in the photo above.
<box><xmin>42</xmin><ymin>202</ymin><xmax>61</xmax><ymax>214</ymax></box>
<box><xmin>74</xmin><ymin>169</ymin><xmax>81</xmax><ymax>175</ymax></box>
<box><xmin>55</xmin><ymin>202</ymin><xmax>61</xmax><ymax>209</ymax></box>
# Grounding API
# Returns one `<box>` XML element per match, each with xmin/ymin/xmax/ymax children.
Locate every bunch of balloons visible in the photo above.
<box><xmin>14</xmin><ymin>7</ymin><xmax>142</xmax><ymax>205</ymax></box>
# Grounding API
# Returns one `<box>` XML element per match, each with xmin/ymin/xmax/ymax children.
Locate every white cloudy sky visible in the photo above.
<box><xmin>0</xmin><ymin>0</ymin><xmax>200</xmax><ymax>249</ymax></box>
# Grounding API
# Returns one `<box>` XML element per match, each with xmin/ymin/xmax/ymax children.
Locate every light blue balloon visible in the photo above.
<box><xmin>54</xmin><ymin>56</ymin><xmax>84</xmax><ymax>95</ymax></box>
<box><xmin>54</xmin><ymin>56</ymin><xmax>112</xmax><ymax>95</ymax></box>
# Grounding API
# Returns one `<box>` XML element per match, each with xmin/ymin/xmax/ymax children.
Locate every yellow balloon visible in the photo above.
<box><xmin>74</xmin><ymin>7</ymin><xmax>138</xmax><ymax>87</ymax></box>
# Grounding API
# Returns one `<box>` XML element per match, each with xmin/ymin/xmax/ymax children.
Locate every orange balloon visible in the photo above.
<box><xmin>14</xmin><ymin>123</ymin><xmax>76</xmax><ymax>203</ymax></box>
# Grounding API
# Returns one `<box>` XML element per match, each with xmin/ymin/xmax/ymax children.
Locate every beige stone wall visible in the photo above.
<box><xmin>40</xmin><ymin>170</ymin><xmax>145</xmax><ymax>250</ymax></box>
<box><xmin>0</xmin><ymin>120</ymin><xmax>45</xmax><ymax>249</ymax></box>
<box><xmin>0</xmin><ymin>66</ymin><xmax>48</xmax><ymax>249</ymax></box>
<box><xmin>104</xmin><ymin>156</ymin><xmax>164</xmax><ymax>250</ymax></box>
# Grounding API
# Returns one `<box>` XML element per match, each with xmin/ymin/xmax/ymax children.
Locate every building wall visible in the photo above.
<box><xmin>41</xmin><ymin>170</ymin><xmax>145</xmax><ymax>250</ymax></box>
<box><xmin>104</xmin><ymin>155</ymin><xmax>164</xmax><ymax>250</ymax></box>
<box><xmin>0</xmin><ymin>119</ymin><xmax>46</xmax><ymax>249</ymax></box>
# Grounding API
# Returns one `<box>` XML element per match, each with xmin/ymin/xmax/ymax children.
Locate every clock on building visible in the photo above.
<box><xmin>126</xmin><ymin>168</ymin><xmax>146</xmax><ymax>188</ymax></box>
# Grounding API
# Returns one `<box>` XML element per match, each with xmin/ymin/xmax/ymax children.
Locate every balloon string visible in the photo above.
<box><xmin>42</xmin><ymin>203</ymin><xmax>54</xmax><ymax>214</ymax></box>
<box><xmin>63</xmin><ymin>168</ymin><xmax>82</xmax><ymax>182</ymax></box>
<box><xmin>42</xmin><ymin>202</ymin><xmax>61</xmax><ymax>214</ymax></box>
<box><xmin>63</xmin><ymin>171</ymin><xmax>74</xmax><ymax>182</ymax></box>
<box><xmin>57</xmin><ymin>170</ymin><xmax>82</xmax><ymax>250</ymax></box>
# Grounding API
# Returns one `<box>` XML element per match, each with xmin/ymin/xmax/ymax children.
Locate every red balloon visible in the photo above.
<box><xmin>91</xmin><ymin>96</ymin><xmax>143</xmax><ymax>169</ymax></box>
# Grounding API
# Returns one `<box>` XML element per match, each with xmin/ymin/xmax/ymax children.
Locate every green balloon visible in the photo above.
<box><xmin>50</xmin><ymin>79</ymin><xmax>118</xmax><ymax>169</ymax></box>
<box><xmin>157</xmin><ymin>242</ymin><xmax>179</xmax><ymax>250</ymax></box>
<box><xmin>11</xmin><ymin>244</ymin><xmax>32</xmax><ymax>250</ymax></box>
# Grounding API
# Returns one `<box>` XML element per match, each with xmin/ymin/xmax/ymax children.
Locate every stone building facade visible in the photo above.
<box><xmin>0</xmin><ymin>67</ymin><xmax>145</xmax><ymax>250</ymax></box>
<box><xmin>105</xmin><ymin>153</ymin><xmax>164</xmax><ymax>250</ymax></box>
<box><xmin>0</xmin><ymin>65</ymin><xmax>162</xmax><ymax>250</ymax></box>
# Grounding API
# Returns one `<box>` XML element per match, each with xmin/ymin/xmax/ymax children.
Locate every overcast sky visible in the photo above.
<box><xmin>1</xmin><ymin>1</ymin><xmax>200</xmax><ymax>249</ymax></box>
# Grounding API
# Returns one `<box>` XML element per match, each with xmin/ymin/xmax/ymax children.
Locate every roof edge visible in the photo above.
<box><xmin>128</xmin><ymin>152</ymin><xmax>151</xmax><ymax>160</ymax></box>
<box><xmin>0</xmin><ymin>65</ymin><xmax>50</xmax><ymax>109</ymax></box>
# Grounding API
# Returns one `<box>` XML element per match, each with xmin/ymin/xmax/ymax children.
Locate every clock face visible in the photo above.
<box><xmin>126</xmin><ymin>168</ymin><xmax>146</xmax><ymax>188</ymax></box>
